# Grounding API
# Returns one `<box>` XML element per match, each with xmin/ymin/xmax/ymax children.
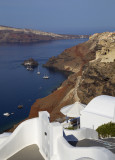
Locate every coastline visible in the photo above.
<box><xmin>1</xmin><ymin>38</ymin><xmax>88</xmax><ymax>133</ymax></box>
<box><xmin>5</xmin><ymin>31</ymin><xmax>115</xmax><ymax>133</ymax></box>
<box><xmin>29</xmin><ymin>32</ymin><xmax>115</xmax><ymax>123</ymax></box>
<box><xmin>4</xmin><ymin>38</ymin><xmax>91</xmax><ymax>132</ymax></box>
<box><xmin>6</xmin><ymin>76</ymin><xmax>69</xmax><ymax>132</ymax></box>
<box><xmin>0</xmin><ymin>25</ymin><xmax>89</xmax><ymax>44</ymax></box>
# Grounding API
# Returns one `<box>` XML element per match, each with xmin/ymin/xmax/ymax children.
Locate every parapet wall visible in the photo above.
<box><xmin>57</xmin><ymin>137</ymin><xmax>115</xmax><ymax>160</ymax></box>
<box><xmin>0</xmin><ymin>111</ymin><xmax>114</xmax><ymax>160</ymax></box>
<box><xmin>64</xmin><ymin>127</ymin><xmax>98</xmax><ymax>141</ymax></box>
<box><xmin>0</xmin><ymin>118</ymin><xmax>39</xmax><ymax>160</ymax></box>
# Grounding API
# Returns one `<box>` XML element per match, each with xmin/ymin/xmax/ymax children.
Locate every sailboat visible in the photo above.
<box><xmin>3</xmin><ymin>112</ymin><xmax>10</xmax><ymax>117</ymax></box>
<box><xmin>43</xmin><ymin>74</ymin><xmax>49</xmax><ymax>79</ymax></box>
<box><xmin>37</xmin><ymin>67</ymin><xmax>40</xmax><ymax>75</ymax></box>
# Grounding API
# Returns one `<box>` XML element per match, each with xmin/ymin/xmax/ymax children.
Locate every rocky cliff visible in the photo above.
<box><xmin>77</xmin><ymin>32</ymin><xmax>115</xmax><ymax>104</ymax></box>
<box><xmin>29</xmin><ymin>32</ymin><xmax>115</xmax><ymax>121</ymax></box>
<box><xmin>0</xmin><ymin>26</ymin><xmax>88</xmax><ymax>44</ymax></box>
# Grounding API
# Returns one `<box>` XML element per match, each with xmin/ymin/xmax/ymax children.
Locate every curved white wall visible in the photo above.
<box><xmin>64</xmin><ymin>128</ymin><xmax>98</xmax><ymax>141</ymax></box>
<box><xmin>57</xmin><ymin>137</ymin><xmax>115</xmax><ymax>160</ymax></box>
<box><xmin>0</xmin><ymin>118</ymin><xmax>40</xmax><ymax>160</ymax></box>
<box><xmin>0</xmin><ymin>111</ymin><xmax>114</xmax><ymax>160</ymax></box>
<box><xmin>0</xmin><ymin>133</ymin><xmax>11</xmax><ymax>145</ymax></box>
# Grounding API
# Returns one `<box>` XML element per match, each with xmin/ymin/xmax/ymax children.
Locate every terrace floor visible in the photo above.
<box><xmin>76</xmin><ymin>138</ymin><xmax>115</xmax><ymax>154</ymax></box>
<box><xmin>8</xmin><ymin>144</ymin><xmax>44</xmax><ymax>160</ymax></box>
<box><xmin>7</xmin><ymin>138</ymin><xmax>115</xmax><ymax>159</ymax></box>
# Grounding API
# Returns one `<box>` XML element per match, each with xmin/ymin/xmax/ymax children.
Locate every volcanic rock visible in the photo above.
<box><xmin>22</xmin><ymin>58</ymin><xmax>38</xmax><ymax>68</ymax></box>
<box><xmin>29</xmin><ymin>32</ymin><xmax>115</xmax><ymax>121</ymax></box>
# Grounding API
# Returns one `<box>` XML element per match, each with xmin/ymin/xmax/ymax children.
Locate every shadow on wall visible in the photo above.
<box><xmin>63</xmin><ymin>131</ymin><xmax>78</xmax><ymax>146</ymax></box>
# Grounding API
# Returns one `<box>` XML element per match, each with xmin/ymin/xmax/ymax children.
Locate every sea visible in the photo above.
<box><xmin>0</xmin><ymin>38</ymin><xmax>88</xmax><ymax>133</ymax></box>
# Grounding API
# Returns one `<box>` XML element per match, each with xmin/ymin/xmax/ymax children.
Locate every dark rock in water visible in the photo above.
<box><xmin>18</xmin><ymin>105</ymin><xmax>23</xmax><ymax>109</ymax></box>
<box><xmin>22</xmin><ymin>58</ymin><xmax>38</xmax><ymax>68</ymax></box>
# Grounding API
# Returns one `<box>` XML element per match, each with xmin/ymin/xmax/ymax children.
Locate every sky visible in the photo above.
<box><xmin>0</xmin><ymin>0</ymin><xmax>115</xmax><ymax>34</ymax></box>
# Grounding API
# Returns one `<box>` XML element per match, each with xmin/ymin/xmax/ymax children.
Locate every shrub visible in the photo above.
<box><xmin>65</xmin><ymin>126</ymin><xmax>74</xmax><ymax>130</ymax></box>
<box><xmin>96</xmin><ymin>122</ymin><xmax>115</xmax><ymax>138</ymax></box>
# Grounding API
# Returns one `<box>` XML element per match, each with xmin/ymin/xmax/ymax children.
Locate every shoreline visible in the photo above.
<box><xmin>5</xmin><ymin>77</ymin><xmax>68</xmax><ymax>133</ymax></box>
<box><xmin>1</xmin><ymin>38</ymin><xmax>89</xmax><ymax>133</ymax></box>
<box><xmin>0</xmin><ymin>25</ymin><xmax>89</xmax><ymax>44</ymax></box>
<box><xmin>1</xmin><ymin>37</ymin><xmax>83</xmax><ymax>132</ymax></box>
<box><xmin>2</xmin><ymin>68</ymin><xmax>71</xmax><ymax>133</ymax></box>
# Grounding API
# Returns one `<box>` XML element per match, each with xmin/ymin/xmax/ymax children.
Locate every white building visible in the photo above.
<box><xmin>80</xmin><ymin>95</ymin><xmax>115</xmax><ymax>130</ymax></box>
<box><xmin>0</xmin><ymin>111</ymin><xmax>114</xmax><ymax>160</ymax></box>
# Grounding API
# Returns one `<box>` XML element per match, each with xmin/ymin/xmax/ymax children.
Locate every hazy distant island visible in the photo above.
<box><xmin>0</xmin><ymin>25</ymin><xmax>89</xmax><ymax>44</ymax></box>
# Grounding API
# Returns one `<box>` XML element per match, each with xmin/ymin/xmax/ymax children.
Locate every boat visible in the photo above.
<box><xmin>26</xmin><ymin>66</ymin><xmax>33</xmax><ymax>71</ymax></box>
<box><xmin>43</xmin><ymin>74</ymin><xmax>49</xmax><ymax>79</ymax></box>
<box><xmin>37</xmin><ymin>67</ymin><xmax>40</xmax><ymax>75</ymax></box>
<box><xmin>18</xmin><ymin>105</ymin><xmax>23</xmax><ymax>109</ymax></box>
<box><xmin>3</xmin><ymin>112</ymin><xmax>10</xmax><ymax>117</ymax></box>
<box><xmin>37</xmin><ymin>71</ymin><xmax>40</xmax><ymax>75</ymax></box>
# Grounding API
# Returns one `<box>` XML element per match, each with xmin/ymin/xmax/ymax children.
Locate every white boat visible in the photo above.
<box><xmin>37</xmin><ymin>71</ymin><xmax>40</xmax><ymax>75</ymax></box>
<box><xmin>26</xmin><ymin>66</ymin><xmax>33</xmax><ymax>71</ymax></box>
<box><xmin>3</xmin><ymin>112</ymin><xmax>10</xmax><ymax>117</ymax></box>
<box><xmin>37</xmin><ymin>67</ymin><xmax>40</xmax><ymax>75</ymax></box>
<box><xmin>43</xmin><ymin>74</ymin><xmax>49</xmax><ymax>79</ymax></box>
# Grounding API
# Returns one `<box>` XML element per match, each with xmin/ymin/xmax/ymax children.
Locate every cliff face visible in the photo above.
<box><xmin>44</xmin><ymin>39</ymin><xmax>96</xmax><ymax>73</ymax></box>
<box><xmin>0</xmin><ymin>26</ymin><xmax>89</xmax><ymax>44</ymax></box>
<box><xmin>29</xmin><ymin>32</ymin><xmax>115</xmax><ymax>121</ymax></box>
<box><xmin>77</xmin><ymin>61</ymin><xmax>115</xmax><ymax>104</ymax></box>
<box><xmin>77</xmin><ymin>32</ymin><xmax>115</xmax><ymax>104</ymax></box>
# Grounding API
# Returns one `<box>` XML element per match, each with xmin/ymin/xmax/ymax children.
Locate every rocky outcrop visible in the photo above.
<box><xmin>77</xmin><ymin>32</ymin><xmax>115</xmax><ymax>104</ymax></box>
<box><xmin>77</xmin><ymin>60</ymin><xmax>115</xmax><ymax>104</ymax></box>
<box><xmin>0</xmin><ymin>26</ymin><xmax>89</xmax><ymax>44</ymax></box>
<box><xmin>22</xmin><ymin>58</ymin><xmax>38</xmax><ymax>68</ymax></box>
<box><xmin>44</xmin><ymin>38</ymin><xmax>96</xmax><ymax>73</ymax></box>
<box><xmin>29</xmin><ymin>32</ymin><xmax>115</xmax><ymax>121</ymax></box>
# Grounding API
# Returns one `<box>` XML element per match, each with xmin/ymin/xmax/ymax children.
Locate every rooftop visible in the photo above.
<box><xmin>81</xmin><ymin>95</ymin><xmax>115</xmax><ymax>119</ymax></box>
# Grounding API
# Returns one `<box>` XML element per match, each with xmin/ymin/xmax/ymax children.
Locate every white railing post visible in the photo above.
<box><xmin>38</xmin><ymin>111</ymin><xmax>50</xmax><ymax>159</ymax></box>
<box><xmin>50</xmin><ymin>122</ymin><xmax>63</xmax><ymax>160</ymax></box>
<box><xmin>38</xmin><ymin>111</ymin><xmax>63</xmax><ymax>160</ymax></box>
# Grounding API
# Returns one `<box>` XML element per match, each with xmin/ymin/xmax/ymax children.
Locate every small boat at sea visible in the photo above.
<box><xmin>43</xmin><ymin>74</ymin><xmax>49</xmax><ymax>79</ymax></box>
<box><xmin>26</xmin><ymin>66</ymin><xmax>33</xmax><ymax>71</ymax></box>
<box><xmin>3</xmin><ymin>112</ymin><xmax>10</xmax><ymax>117</ymax></box>
<box><xmin>18</xmin><ymin>105</ymin><xmax>23</xmax><ymax>109</ymax></box>
<box><xmin>37</xmin><ymin>67</ymin><xmax>40</xmax><ymax>75</ymax></box>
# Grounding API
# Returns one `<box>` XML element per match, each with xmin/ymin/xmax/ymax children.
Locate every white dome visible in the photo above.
<box><xmin>81</xmin><ymin>95</ymin><xmax>115</xmax><ymax>119</ymax></box>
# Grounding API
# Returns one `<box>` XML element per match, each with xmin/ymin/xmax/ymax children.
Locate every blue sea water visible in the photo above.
<box><xmin>0</xmin><ymin>39</ymin><xmax>88</xmax><ymax>133</ymax></box>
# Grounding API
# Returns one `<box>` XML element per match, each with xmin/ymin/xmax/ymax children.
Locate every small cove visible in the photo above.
<box><xmin>0</xmin><ymin>39</ymin><xmax>88</xmax><ymax>133</ymax></box>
